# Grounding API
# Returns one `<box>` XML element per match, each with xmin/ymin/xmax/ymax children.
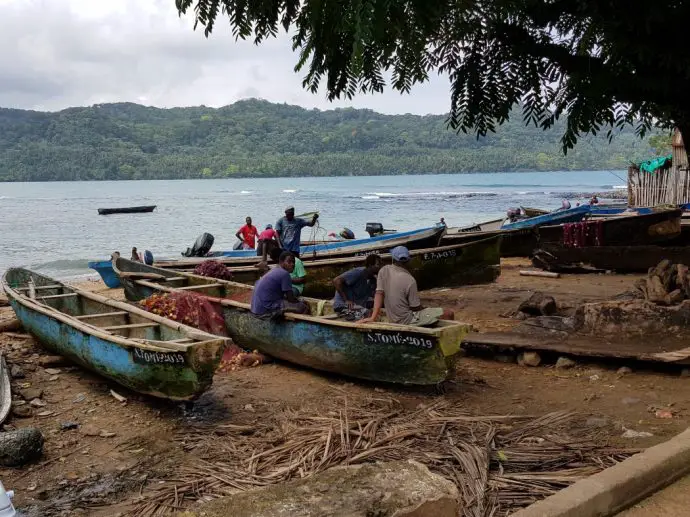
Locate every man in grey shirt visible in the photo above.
<box><xmin>359</xmin><ymin>246</ymin><xmax>449</xmax><ymax>327</ymax></box>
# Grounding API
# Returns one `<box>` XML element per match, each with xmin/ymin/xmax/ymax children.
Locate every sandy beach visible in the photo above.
<box><xmin>1</xmin><ymin>259</ymin><xmax>689</xmax><ymax>515</ymax></box>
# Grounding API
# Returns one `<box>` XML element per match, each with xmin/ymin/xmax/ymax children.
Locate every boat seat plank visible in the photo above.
<box><xmin>102</xmin><ymin>323</ymin><xmax>160</xmax><ymax>331</ymax></box>
<box><xmin>178</xmin><ymin>283</ymin><xmax>224</xmax><ymax>290</ymax></box>
<box><xmin>16</xmin><ymin>284</ymin><xmax>63</xmax><ymax>292</ymax></box>
<box><xmin>169</xmin><ymin>338</ymin><xmax>194</xmax><ymax>343</ymax></box>
<box><xmin>163</xmin><ymin>277</ymin><xmax>186</xmax><ymax>282</ymax></box>
<box><xmin>38</xmin><ymin>293</ymin><xmax>79</xmax><ymax>300</ymax></box>
<box><xmin>75</xmin><ymin>311</ymin><xmax>128</xmax><ymax>320</ymax></box>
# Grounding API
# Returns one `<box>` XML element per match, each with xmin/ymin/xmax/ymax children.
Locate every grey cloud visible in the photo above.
<box><xmin>0</xmin><ymin>0</ymin><xmax>451</xmax><ymax>115</ymax></box>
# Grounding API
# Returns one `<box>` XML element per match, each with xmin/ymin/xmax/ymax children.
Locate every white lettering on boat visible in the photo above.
<box><xmin>132</xmin><ymin>348</ymin><xmax>186</xmax><ymax>366</ymax></box>
<box><xmin>423</xmin><ymin>249</ymin><xmax>457</xmax><ymax>261</ymax></box>
<box><xmin>365</xmin><ymin>331</ymin><xmax>434</xmax><ymax>349</ymax></box>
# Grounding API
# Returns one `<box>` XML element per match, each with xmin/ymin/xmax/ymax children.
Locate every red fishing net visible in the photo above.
<box><xmin>562</xmin><ymin>220</ymin><xmax>604</xmax><ymax>248</ymax></box>
<box><xmin>193</xmin><ymin>260</ymin><xmax>234</xmax><ymax>280</ymax></box>
<box><xmin>140</xmin><ymin>291</ymin><xmax>227</xmax><ymax>336</ymax></box>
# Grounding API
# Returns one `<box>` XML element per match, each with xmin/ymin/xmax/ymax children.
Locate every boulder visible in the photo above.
<box><xmin>518</xmin><ymin>292</ymin><xmax>557</xmax><ymax>317</ymax></box>
<box><xmin>555</xmin><ymin>357</ymin><xmax>577</xmax><ymax>369</ymax></box>
<box><xmin>19</xmin><ymin>388</ymin><xmax>43</xmax><ymax>401</ymax></box>
<box><xmin>518</xmin><ymin>351</ymin><xmax>542</xmax><ymax>367</ymax></box>
<box><xmin>175</xmin><ymin>460</ymin><xmax>459</xmax><ymax>517</ymax></box>
<box><xmin>0</xmin><ymin>428</ymin><xmax>44</xmax><ymax>466</ymax></box>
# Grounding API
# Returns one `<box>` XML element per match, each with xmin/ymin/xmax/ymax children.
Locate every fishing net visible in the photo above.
<box><xmin>140</xmin><ymin>291</ymin><xmax>227</xmax><ymax>336</ymax></box>
<box><xmin>192</xmin><ymin>260</ymin><xmax>234</xmax><ymax>281</ymax></box>
<box><xmin>562</xmin><ymin>220</ymin><xmax>604</xmax><ymax>248</ymax></box>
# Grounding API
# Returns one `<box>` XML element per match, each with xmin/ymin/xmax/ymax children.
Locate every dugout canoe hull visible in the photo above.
<box><xmin>2</xmin><ymin>268</ymin><xmax>227</xmax><ymax>401</ymax></box>
<box><xmin>113</xmin><ymin>258</ymin><xmax>472</xmax><ymax>385</ymax></box>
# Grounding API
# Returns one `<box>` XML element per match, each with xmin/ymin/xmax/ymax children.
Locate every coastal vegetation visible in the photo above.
<box><xmin>179</xmin><ymin>0</ymin><xmax>690</xmax><ymax>149</ymax></box>
<box><xmin>0</xmin><ymin>100</ymin><xmax>656</xmax><ymax>181</ymax></box>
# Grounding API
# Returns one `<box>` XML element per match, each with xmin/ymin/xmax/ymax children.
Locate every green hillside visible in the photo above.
<box><xmin>0</xmin><ymin>99</ymin><xmax>656</xmax><ymax>181</ymax></box>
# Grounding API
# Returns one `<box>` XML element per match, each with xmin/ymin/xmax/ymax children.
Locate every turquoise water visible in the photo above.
<box><xmin>0</xmin><ymin>171</ymin><xmax>627</xmax><ymax>279</ymax></box>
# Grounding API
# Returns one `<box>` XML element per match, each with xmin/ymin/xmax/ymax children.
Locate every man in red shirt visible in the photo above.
<box><xmin>236</xmin><ymin>216</ymin><xmax>258</xmax><ymax>250</ymax></box>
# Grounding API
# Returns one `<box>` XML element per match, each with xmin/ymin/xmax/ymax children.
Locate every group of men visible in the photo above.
<box><xmin>246</xmin><ymin>207</ymin><xmax>450</xmax><ymax>327</ymax></box>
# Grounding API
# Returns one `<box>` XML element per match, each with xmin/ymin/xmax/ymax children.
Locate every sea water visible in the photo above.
<box><xmin>0</xmin><ymin>170</ymin><xmax>627</xmax><ymax>279</ymax></box>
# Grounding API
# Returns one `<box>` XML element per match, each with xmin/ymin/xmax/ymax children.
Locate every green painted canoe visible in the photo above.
<box><xmin>113</xmin><ymin>258</ymin><xmax>472</xmax><ymax>385</ymax></box>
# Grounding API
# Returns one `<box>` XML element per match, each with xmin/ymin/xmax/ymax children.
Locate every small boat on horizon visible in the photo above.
<box><xmin>2</xmin><ymin>268</ymin><xmax>227</xmax><ymax>400</ymax></box>
<box><xmin>97</xmin><ymin>205</ymin><xmax>157</xmax><ymax>215</ymax></box>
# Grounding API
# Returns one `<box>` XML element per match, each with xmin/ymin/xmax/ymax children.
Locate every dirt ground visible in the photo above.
<box><xmin>2</xmin><ymin>259</ymin><xmax>690</xmax><ymax>515</ymax></box>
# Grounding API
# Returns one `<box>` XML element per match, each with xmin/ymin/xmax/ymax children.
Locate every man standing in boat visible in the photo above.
<box><xmin>236</xmin><ymin>216</ymin><xmax>258</xmax><ymax>250</ymax></box>
<box><xmin>250</xmin><ymin>251</ymin><xmax>308</xmax><ymax>316</ymax></box>
<box><xmin>275</xmin><ymin>206</ymin><xmax>319</xmax><ymax>258</ymax></box>
<box><xmin>359</xmin><ymin>246</ymin><xmax>452</xmax><ymax>327</ymax></box>
<box><xmin>332</xmin><ymin>254</ymin><xmax>382</xmax><ymax>321</ymax></box>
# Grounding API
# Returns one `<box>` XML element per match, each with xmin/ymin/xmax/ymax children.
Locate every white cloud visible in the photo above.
<box><xmin>0</xmin><ymin>0</ymin><xmax>451</xmax><ymax>114</ymax></box>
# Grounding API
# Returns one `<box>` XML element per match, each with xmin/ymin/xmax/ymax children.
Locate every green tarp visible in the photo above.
<box><xmin>638</xmin><ymin>154</ymin><xmax>672</xmax><ymax>173</ymax></box>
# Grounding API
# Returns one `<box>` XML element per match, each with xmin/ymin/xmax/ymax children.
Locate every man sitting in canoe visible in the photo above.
<box><xmin>359</xmin><ymin>246</ymin><xmax>452</xmax><ymax>327</ymax></box>
<box><xmin>275</xmin><ymin>206</ymin><xmax>319</xmax><ymax>258</ymax></box>
<box><xmin>250</xmin><ymin>251</ymin><xmax>309</xmax><ymax>317</ymax></box>
<box><xmin>332</xmin><ymin>254</ymin><xmax>382</xmax><ymax>321</ymax></box>
<box><xmin>236</xmin><ymin>216</ymin><xmax>258</xmax><ymax>250</ymax></box>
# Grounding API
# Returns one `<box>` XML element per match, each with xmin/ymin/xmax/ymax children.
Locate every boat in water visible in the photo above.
<box><xmin>2</xmin><ymin>268</ymin><xmax>227</xmax><ymax>400</ymax></box>
<box><xmin>112</xmin><ymin>257</ymin><xmax>471</xmax><ymax>385</ymax></box>
<box><xmin>97</xmin><ymin>205</ymin><xmax>157</xmax><ymax>215</ymax></box>
<box><xmin>89</xmin><ymin>224</ymin><xmax>446</xmax><ymax>288</ymax></box>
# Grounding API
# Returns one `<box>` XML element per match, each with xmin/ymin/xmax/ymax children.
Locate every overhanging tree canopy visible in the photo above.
<box><xmin>175</xmin><ymin>0</ymin><xmax>690</xmax><ymax>150</ymax></box>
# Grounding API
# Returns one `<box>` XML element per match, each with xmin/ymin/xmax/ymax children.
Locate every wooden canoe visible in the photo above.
<box><xmin>2</xmin><ymin>268</ymin><xmax>227</xmax><ymax>400</ymax></box>
<box><xmin>170</xmin><ymin>236</ymin><xmax>501</xmax><ymax>298</ymax></box>
<box><xmin>533</xmin><ymin>244</ymin><xmax>690</xmax><ymax>273</ymax></box>
<box><xmin>90</xmin><ymin>225</ymin><xmax>446</xmax><ymax>289</ymax></box>
<box><xmin>97</xmin><ymin>205</ymin><xmax>156</xmax><ymax>215</ymax></box>
<box><xmin>112</xmin><ymin>258</ymin><xmax>472</xmax><ymax>385</ymax></box>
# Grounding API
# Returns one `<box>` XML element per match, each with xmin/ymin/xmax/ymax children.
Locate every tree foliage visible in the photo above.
<box><xmin>176</xmin><ymin>0</ymin><xmax>690</xmax><ymax>150</ymax></box>
<box><xmin>0</xmin><ymin>100</ymin><xmax>656</xmax><ymax>182</ymax></box>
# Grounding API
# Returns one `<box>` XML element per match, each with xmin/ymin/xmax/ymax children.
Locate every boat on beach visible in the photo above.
<box><xmin>501</xmin><ymin>204</ymin><xmax>592</xmax><ymax>230</ymax></box>
<box><xmin>112</xmin><ymin>257</ymin><xmax>472</xmax><ymax>385</ymax></box>
<box><xmin>2</xmin><ymin>268</ymin><xmax>227</xmax><ymax>400</ymax></box>
<box><xmin>171</xmin><ymin>236</ymin><xmax>501</xmax><ymax>298</ymax></box>
<box><xmin>97</xmin><ymin>205</ymin><xmax>157</xmax><ymax>215</ymax></box>
<box><xmin>533</xmin><ymin>244</ymin><xmax>690</xmax><ymax>273</ymax></box>
<box><xmin>89</xmin><ymin>224</ymin><xmax>446</xmax><ymax>288</ymax></box>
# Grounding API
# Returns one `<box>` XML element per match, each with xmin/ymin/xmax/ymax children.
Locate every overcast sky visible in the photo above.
<box><xmin>0</xmin><ymin>0</ymin><xmax>450</xmax><ymax>114</ymax></box>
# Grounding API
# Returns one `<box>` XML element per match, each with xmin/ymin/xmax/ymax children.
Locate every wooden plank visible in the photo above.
<box><xmin>16</xmin><ymin>284</ymin><xmax>62</xmax><ymax>291</ymax></box>
<box><xmin>462</xmin><ymin>332</ymin><xmax>690</xmax><ymax>364</ymax></box>
<box><xmin>169</xmin><ymin>338</ymin><xmax>194</xmax><ymax>343</ymax></box>
<box><xmin>75</xmin><ymin>311</ymin><xmax>128</xmax><ymax>321</ymax></box>
<box><xmin>38</xmin><ymin>293</ymin><xmax>78</xmax><ymax>300</ymax></box>
<box><xmin>102</xmin><ymin>322</ymin><xmax>160</xmax><ymax>331</ymax></box>
<box><xmin>520</xmin><ymin>270</ymin><xmax>560</xmax><ymax>279</ymax></box>
<box><xmin>163</xmin><ymin>277</ymin><xmax>186</xmax><ymax>282</ymax></box>
<box><xmin>178</xmin><ymin>283</ymin><xmax>224</xmax><ymax>290</ymax></box>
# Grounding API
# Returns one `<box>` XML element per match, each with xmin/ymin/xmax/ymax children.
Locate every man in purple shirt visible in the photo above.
<box><xmin>250</xmin><ymin>251</ymin><xmax>309</xmax><ymax>316</ymax></box>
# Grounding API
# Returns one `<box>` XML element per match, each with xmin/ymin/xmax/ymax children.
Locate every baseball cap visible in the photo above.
<box><xmin>285</xmin><ymin>206</ymin><xmax>295</xmax><ymax>212</ymax></box>
<box><xmin>265</xmin><ymin>224</ymin><xmax>273</xmax><ymax>229</ymax></box>
<box><xmin>390</xmin><ymin>246</ymin><xmax>410</xmax><ymax>262</ymax></box>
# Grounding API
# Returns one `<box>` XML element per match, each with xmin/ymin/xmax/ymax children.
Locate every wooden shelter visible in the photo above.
<box><xmin>628</xmin><ymin>129</ymin><xmax>690</xmax><ymax>206</ymax></box>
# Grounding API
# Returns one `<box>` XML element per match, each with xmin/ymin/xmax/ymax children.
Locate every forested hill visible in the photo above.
<box><xmin>0</xmin><ymin>99</ymin><xmax>656</xmax><ymax>181</ymax></box>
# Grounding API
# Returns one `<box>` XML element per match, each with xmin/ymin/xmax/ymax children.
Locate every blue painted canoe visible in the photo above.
<box><xmin>112</xmin><ymin>257</ymin><xmax>472</xmax><ymax>385</ymax></box>
<box><xmin>501</xmin><ymin>204</ymin><xmax>592</xmax><ymax>229</ymax></box>
<box><xmin>89</xmin><ymin>224</ymin><xmax>446</xmax><ymax>288</ymax></box>
<box><xmin>2</xmin><ymin>268</ymin><xmax>228</xmax><ymax>400</ymax></box>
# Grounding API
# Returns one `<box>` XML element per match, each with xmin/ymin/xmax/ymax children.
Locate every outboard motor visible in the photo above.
<box><xmin>143</xmin><ymin>250</ymin><xmax>154</xmax><ymax>265</ymax></box>
<box><xmin>182</xmin><ymin>233</ymin><xmax>215</xmax><ymax>257</ymax></box>
<box><xmin>365</xmin><ymin>222</ymin><xmax>385</xmax><ymax>237</ymax></box>
<box><xmin>506</xmin><ymin>208</ymin><xmax>521</xmax><ymax>223</ymax></box>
